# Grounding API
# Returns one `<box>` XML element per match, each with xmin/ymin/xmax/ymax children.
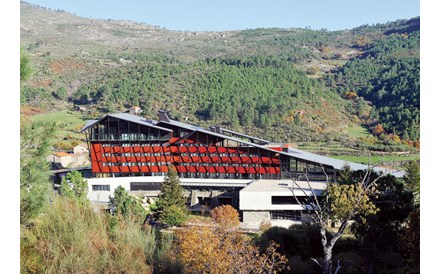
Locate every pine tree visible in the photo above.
<box><xmin>155</xmin><ymin>166</ymin><xmax>188</xmax><ymax>226</ymax></box>
<box><xmin>20</xmin><ymin>120</ymin><xmax>56</xmax><ymax>224</ymax></box>
<box><xmin>109</xmin><ymin>186</ymin><xmax>146</xmax><ymax>223</ymax></box>
<box><xmin>156</xmin><ymin>166</ymin><xmax>186</xmax><ymax>211</ymax></box>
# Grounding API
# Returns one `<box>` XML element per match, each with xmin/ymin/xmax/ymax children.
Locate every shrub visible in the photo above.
<box><xmin>20</xmin><ymin>197</ymin><xmax>154</xmax><ymax>273</ymax></box>
<box><xmin>211</xmin><ymin>204</ymin><xmax>240</xmax><ymax>228</ymax></box>
<box><xmin>160</xmin><ymin>205</ymin><xmax>188</xmax><ymax>227</ymax></box>
<box><xmin>260</xmin><ymin>223</ymin><xmax>323</xmax><ymax>260</ymax></box>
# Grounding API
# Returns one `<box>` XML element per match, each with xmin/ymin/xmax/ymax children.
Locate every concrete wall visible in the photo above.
<box><xmin>86</xmin><ymin>176</ymin><xmax>166</xmax><ymax>203</ymax></box>
<box><xmin>87</xmin><ymin>176</ymin><xmax>238</xmax><ymax>210</ymax></box>
<box><xmin>73</xmin><ymin>145</ymin><xmax>88</xmax><ymax>154</ymax></box>
<box><xmin>48</xmin><ymin>154</ymin><xmax>90</xmax><ymax>168</ymax></box>
<box><xmin>239</xmin><ymin>190</ymin><xmax>311</xmax><ymax>211</ymax></box>
<box><xmin>242</xmin><ymin>210</ymin><xmax>315</xmax><ymax>229</ymax></box>
<box><xmin>242</xmin><ymin>211</ymin><xmax>270</xmax><ymax>224</ymax></box>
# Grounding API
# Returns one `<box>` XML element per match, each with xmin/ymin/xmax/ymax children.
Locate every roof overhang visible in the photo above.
<box><xmin>80</xmin><ymin>113</ymin><xmax>173</xmax><ymax>133</ymax></box>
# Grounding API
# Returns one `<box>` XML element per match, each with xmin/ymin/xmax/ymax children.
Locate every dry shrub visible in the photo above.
<box><xmin>211</xmin><ymin>204</ymin><xmax>239</xmax><ymax>228</ymax></box>
<box><xmin>259</xmin><ymin>219</ymin><xmax>272</xmax><ymax>233</ymax></box>
<box><xmin>20</xmin><ymin>197</ymin><xmax>154</xmax><ymax>273</ymax></box>
<box><xmin>175</xmin><ymin>224</ymin><xmax>289</xmax><ymax>274</ymax></box>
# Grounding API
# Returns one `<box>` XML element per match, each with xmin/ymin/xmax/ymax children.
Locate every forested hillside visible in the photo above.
<box><xmin>20</xmin><ymin>1</ymin><xmax>420</xmax><ymax>163</ymax></box>
<box><xmin>330</xmin><ymin>20</ymin><xmax>420</xmax><ymax>140</ymax></box>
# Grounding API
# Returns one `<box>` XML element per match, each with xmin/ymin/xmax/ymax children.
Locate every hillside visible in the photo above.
<box><xmin>20</xmin><ymin>2</ymin><xmax>420</xmax><ymax>166</ymax></box>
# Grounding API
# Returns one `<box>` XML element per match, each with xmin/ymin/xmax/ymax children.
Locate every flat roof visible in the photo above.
<box><xmin>241</xmin><ymin>179</ymin><xmax>327</xmax><ymax>193</ymax></box>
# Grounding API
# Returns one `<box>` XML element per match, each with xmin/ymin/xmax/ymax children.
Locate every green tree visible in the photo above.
<box><xmin>20</xmin><ymin>120</ymin><xmax>56</xmax><ymax>224</ymax></box>
<box><xmin>156</xmin><ymin>166</ymin><xmax>186</xmax><ymax>211</ymax></box>
<box><xmin>289</xmin><ymin>167</ymin><xmax>384</xmax><ymax>274</ymax></box>
<box><xmin>400</xmin><ymin>161</ymin><xmax>420</xmax><ymax>273</ymax></box>
<box><xmin>59</xmin><ymin>170</ymin><xmax>89</xmax><ymax>206</ymax></box>
<box><xmin>351</xmin><ymin>174</ymin><xmax>413</xmax><ymax>273</ymax></box>
<box><xmin>109</xmin><ymin>186</ymin><xmax>146</xmax><ymax>224</ymax></box>
<box><xmin>53</xmin><ymin>86</ymin><xmax>68</xmax><ymax>101</ymax></box>
<box><xmin>403</xmin><ymin>160</ymin><xmax>420</xmax><ymax>207</ymax></box>
<box><xmin>160</xmin><ymin>204</ymin><xmax>188</xmax><ymax>227</ymax></box>
<box><xmin>156</xmin><ymin>166</ymin><xmax>187</xmax><ymax>225</ymax></box>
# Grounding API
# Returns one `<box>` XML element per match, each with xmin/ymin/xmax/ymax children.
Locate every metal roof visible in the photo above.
<box><xmin>285</xmin><ymin>148</ymin><xmax>404</xmax><ymax>178</ymax></box>
<box><xmin>240</xmin><ymin>179</ymin><xmax>327</xmax><ymax>192</ymax></box>
<box><xmin>80</xmin><ymin>113</ymin><xmax>173</xmax><ymax>133</ymax></box>
<box><xmin>80</xmin><ymin>120</ymin><xmax>98</xmax><ymax>132</ymax></box>
<box><xmin>162</xmin><ymin>117</ymin><xmax>404</xmax><ymax>177</ymax></box>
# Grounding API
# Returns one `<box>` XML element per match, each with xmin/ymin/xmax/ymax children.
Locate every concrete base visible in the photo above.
<box><xmin>242</xmin><ymin>211</ymin><xmax>270</xmax><ymax>226</ymax></box>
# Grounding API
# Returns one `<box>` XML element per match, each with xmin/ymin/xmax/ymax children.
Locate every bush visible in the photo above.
<box><xmin>260</xmin><ymin>223</ymin><xmax>323</xmax><ymax>260</ymax></box>
<box><xmin>20</xmin><ymin>197</ymin><xmax>154</xmax><ymax>273</ymax></box>
<box><xmin>160</xmin><ymin>205</ymin><xmax>188</xmax><ymax>226</ymax></box>
<box><xmin>211</xmin><ymin>204</ymin><xmax>240</xmax><ymax>228</ymax></box>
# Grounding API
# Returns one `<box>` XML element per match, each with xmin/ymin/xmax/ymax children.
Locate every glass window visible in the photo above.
<box><xmin>92</xmin><ymin>185</ymin><xmax>110</xmax><ymax>191</ymax></box>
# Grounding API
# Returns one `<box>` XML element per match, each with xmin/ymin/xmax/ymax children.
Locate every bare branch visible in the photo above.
<box><xmin>310</xmin><ymin>257</ymin><xmax>323</xmax><ymax>269</ymax></box>
<box><xmin>334</xmin><ymin>260</ymin><xmax>342</xmax><ymax>274</ymax></box>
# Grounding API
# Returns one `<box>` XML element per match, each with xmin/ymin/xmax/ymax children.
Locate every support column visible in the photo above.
<box><xmin>190</xmin><ymin>190</ymin><xmax>198</xmax><ymax>207</ymax></box>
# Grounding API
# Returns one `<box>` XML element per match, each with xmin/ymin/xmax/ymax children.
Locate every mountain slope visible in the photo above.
<box><xmin>20</xmin><ymin>2</ymin><xmax>420</xmax><ymax>157</ymax></box>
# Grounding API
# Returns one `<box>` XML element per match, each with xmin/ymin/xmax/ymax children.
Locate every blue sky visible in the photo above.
<box><xmin>24</xmin><ymin>0</ymin><xmax>420</xmax><ymax>31</ymax></box>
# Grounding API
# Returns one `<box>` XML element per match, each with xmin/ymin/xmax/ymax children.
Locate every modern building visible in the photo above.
<box><xmin>81</xmin><ymin>111</ymin><xmax>403</xmax><ymax>227</ymax></box>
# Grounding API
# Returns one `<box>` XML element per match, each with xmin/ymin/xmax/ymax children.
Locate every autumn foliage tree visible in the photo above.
<box><xmin>211</xmin><ymin>204</ymin><xmax>239</xmax><ymax>228</ymax></box>
<box><xmin>287</xmin><ymin>166</ymin><xmax>385</xmax><ymax>274</ymax></box>
<box><xmin>174</xmin><ymin>205</ymin><xmax>289</xmax><ymax>273</ymax></box>
<box><xmin>372</xmin><ymin>123</ymin><xmax>385</xmax><ymax>135</ymax></box>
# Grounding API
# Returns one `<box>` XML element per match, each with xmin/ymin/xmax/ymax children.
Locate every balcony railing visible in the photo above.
<box><xmin>91</xmin><ymin>133</ymin><xmax>170</xmax><ymax>141</ymax></box>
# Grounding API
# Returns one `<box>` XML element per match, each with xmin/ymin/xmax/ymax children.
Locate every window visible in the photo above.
<box><xmin>130</xmin><ymin>182</ymin><xmax>161</xmax><ymax>191</ymax></box>
<box><xmin>270</xmin><ymin>210</ymin><xmax>301</xmax><ymax>220</ymax></box>
<box><xmin>92</xmin><ymin>185</ymin><xmax>110</xmax><ymax>191</ymax></box>
<box><xmin>271</xmin><ymin>196</ymin><xmax>309</xmax><ymax>204</ymax></box>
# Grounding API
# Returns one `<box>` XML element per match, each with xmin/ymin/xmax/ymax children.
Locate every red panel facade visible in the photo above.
<box><xmin>86</xmin><ymin>115</ymin><xmax>283</xmax><ymax>179</ymax></box>
<box><xmin>90</xmin><ymin>141</ymin><xmax>281</xmax><ymax>177</ymax></box>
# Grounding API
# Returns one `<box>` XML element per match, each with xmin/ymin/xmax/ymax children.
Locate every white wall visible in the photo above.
<box><xmin>239</xmin><ymin>189</ymin><xmax>318</xmax><ymax>211</ymax></box>
<box><xmin>86</xmin><ymin>176</ymin><xmax>165</xmax><ymax>203</ymax></box>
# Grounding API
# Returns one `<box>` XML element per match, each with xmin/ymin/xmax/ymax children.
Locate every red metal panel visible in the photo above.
<box><xmin>201</xmin><ymin>156</ymin><xmax>210</xmax><ymax>162</ymax></box>
<box><xmin>231</xmin><ymin>156</ymin><xmax>240</xmax><ymax>163</ymax></box>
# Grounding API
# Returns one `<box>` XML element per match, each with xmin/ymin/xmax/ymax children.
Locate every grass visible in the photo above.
<box><xmin>31</xmin><ymin>109</ymin><xmax>87</xmax><ymax>143</ymax></box>
<box><xmin>346</xmin><ymin>125</ymin><xmax>371</xmax><ymax>139</ymax></box>
<box><xmin>332</xmin><ymin>154</ymin><xmax>420</xmax><ymax>166</ymax></box>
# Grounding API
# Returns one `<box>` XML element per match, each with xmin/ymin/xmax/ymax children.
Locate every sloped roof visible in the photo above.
<box><xmin>80</xmin><ymin>113</ymin><xmax>172</xmax><ymax>133</ymax></box>
<box><xmin>54</xmin><ymin>152</ymin><xmax>71</xmax><ymax>157</ymax></box>
<box><xmin>158</xmin><ymin>113</ymin><xmax>404</xmax><ymax>177</ymax></box>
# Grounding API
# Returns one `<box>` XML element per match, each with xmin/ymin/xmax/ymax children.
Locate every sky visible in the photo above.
<box><xmin>23</xmin><ymin>0</ymin><xmax>420</xmax><ymax>31</ymax></box>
